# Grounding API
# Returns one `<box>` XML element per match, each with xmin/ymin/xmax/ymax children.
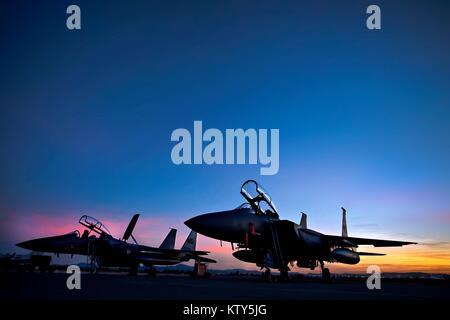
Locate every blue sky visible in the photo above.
<box><xmin>0</xmin><ymin>1</ymin><xmax>449</xmax><ymax>271</ymax></box>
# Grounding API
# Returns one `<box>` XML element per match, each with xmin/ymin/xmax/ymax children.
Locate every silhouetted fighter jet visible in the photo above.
<box><xmin>17</xmin><ymin>214</ymin><xmax>215</xmax><ymax>274</ymax></box>
<box><xmin>185</xmin><ymin>180</ymin><xmax>416</xmax><ymax>280</ymax></box>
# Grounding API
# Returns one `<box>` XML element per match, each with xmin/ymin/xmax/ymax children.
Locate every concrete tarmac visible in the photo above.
<box><xmin>1</xmin><ymin>272</ymin><xmax>449</xmax><ymax>300</ymax></box>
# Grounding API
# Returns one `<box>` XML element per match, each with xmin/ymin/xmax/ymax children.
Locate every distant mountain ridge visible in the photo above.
<box><xmin>154</xmin><ymin>264</ymin><xmax>449</xmax><ymax>278</ymax></box>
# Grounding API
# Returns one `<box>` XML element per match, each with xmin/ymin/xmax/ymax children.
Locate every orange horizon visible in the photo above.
<box><xmin>202</xmin><ymin>241</ymin><xmax>450</xmax><ymax>274</ymax></box>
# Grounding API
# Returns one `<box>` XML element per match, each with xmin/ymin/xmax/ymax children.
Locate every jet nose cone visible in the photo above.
<box><xmin>185</xmin><ymin>215</ymin><xmax>207</xmax><ymax>233</ymax></box>
<box><xmin>185</xmin><ymin>210</ymin><xmax>247</xmax><ymax>243</ymax></box>
<box><xmin>185</xmin><ymin>212</ymin><xmax>226</xmax><ymax>236</ymax></box>
<box><xmin>16</xmin><ymin>240</ymin><xmax>34</xmax><ymax>250</ymax></box>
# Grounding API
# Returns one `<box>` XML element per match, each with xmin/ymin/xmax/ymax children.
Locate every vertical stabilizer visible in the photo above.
<box><xmin>300</xmin><ymin>212</ymin><xmax>307</xmax><ymax>229</ymax></box>
<box><xmin>181</xmin><ymin>230</ymin><xmax>197</xmax><ymax>251</ymax></box>
<box><xmin>159</xmin><ymin>228</ymin><xmax>177</xmax><ymax>249</ymax></box>
<box><xmin>341</xmin><ymin>207</ymin><xmax>348</xmax><ymax>237</ymax></box>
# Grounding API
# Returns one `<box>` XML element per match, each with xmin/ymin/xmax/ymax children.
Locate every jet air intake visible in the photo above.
<box><xmin>330</xmin><ymin>248</ymin><xmax>360</xmax><ymax>264</ymax></box>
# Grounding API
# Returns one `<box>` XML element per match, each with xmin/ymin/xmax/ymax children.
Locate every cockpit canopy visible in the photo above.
<box><xmin>240</xmin><ymin>180</ymin><xmax>279</xmax><ymax>218</ymax></box>
<box><xmin>69</xmin><ymin>230</ymin><xmax>80</xmax><ymax>237</ymax></box>
<box><xmin>235</xmin><ymin>203</ymin><xmax>252</xmax><ymax>210</ymax></box>
<box><xmin>79</xmin><ymin>215</ymin><xmax>112</xmax><ymax>236</ymax></box>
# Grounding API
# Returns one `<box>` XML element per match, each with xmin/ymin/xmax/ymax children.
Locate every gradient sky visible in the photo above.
<box><xmin>1</xmin><ymin>0</ymin><xmax>449</xmax><ymax>273</ymax></box>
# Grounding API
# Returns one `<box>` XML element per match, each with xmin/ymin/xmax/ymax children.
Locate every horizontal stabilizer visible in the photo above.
<box><xmin>196</xmin><ymin>256</ymin><xmax>216</xmax><ymax>263</ymax></box>
<box><xmin>324</xmin><ymin>234</ymin><xmax>417</xmax><ymax>247</ymax></box>
<box><xmin>358</xmin><ymin>252</ymin><xmax>386</xmax><ymax>256</ymax></box>
<box><xmin>188</xmin><ymin>250</ymin><xmax>209</xmax><ymax>255</ymax></box>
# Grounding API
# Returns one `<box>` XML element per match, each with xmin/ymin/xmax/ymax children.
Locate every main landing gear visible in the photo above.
<box><xmin>279</xmin><ymin>266</ymin><xmax>289</xmax><ymax>281</ymax></box>
<box><xmin>261</xmin><ymin>266</ymin><xmax>289</xmax><ymax>282</ymax></box>
<box><xmin>147</xmin><ymin>266</ymin><xmax>157</xmax><ymax>277</ymax></box>
<box><xmin>262</xmin><ymin>267</ymin><xmax>272</xmax><ymax>282</ymax></box>
<box><xmin>320</xmin><ymin>261</ymin><xmax>331</xmax><ymax>283</ymax></box>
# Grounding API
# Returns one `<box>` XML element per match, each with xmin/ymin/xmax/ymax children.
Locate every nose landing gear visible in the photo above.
<box><xmin>320</xmin><ymin>261</ymin><xmax>331</xmax><ymax>283</ymax></box>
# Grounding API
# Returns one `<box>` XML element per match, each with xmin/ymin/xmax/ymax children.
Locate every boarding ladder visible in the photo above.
<box><xmin>87</xmin><ymin>238</ymin><xmax>97</xmax><ymax>273</ymax></box>
<box><xmin>268</xmin><ymin>221</ymin><xmax>284</xmax><ymax>271</ymax></box>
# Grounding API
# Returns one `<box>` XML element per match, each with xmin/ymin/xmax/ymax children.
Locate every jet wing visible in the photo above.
<box><xmin>138</xmin><ymin>257</ymin><xmax>180</xmax><ymax>263</ymax></box>
<box><xmin>323</xmin><ymin>235</ymin><xmax>417</xmax><ymax>247</ymax></box>
<box><xmin>181</xmin><ymin>250</ymin><xmax>210</xmax><ymax>255</ymax></box>
<box><xmin>149</xmin><ymin>248</ymin><xmax>210</xmax><ymax>255</ymax></box>
<box><xmin>137</xmin><ymin>255</ymin><xmax>216</xmax><ymax>264</ymax></box>
<box><xmin>357</xmin><ymin>252</ymin><xmax>386</xmax><ymax>256</ymax></box>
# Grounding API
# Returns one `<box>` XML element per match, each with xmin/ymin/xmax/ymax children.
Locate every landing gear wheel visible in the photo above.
<box><xmin>148</xmin><ymin>267</ymin><xmax>157</xmax><ymax>277</ymax></box>
<box><xmin>129</xmin><ymin>265</ymin><xmax>138</xmax><ymax>276</ymax></box>
<box><xmin>319</xmin><ymin>260</ymin><xmax>331</xmax><ymax>283</ymax></box>
<box><xmin>322</xmin><ymin>268</ymin><xmax>331</xmax><ymax>283</ymax></box>
<box><xmin>262</xmin><ymin>268</ymin><xmax>272</xmax><ymax>282</ymax></box>
<box><xmin>280</xmin><ymin>267</ymin><xmax>289</xmax><ymax>282</ymax></box>
<box><xmin>88</xmin><ymin>256</ymin><xmax>98</xmax><ymax>274</ymax></box>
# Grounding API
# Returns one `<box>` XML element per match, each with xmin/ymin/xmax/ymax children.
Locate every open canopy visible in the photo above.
<box><xmin>240</xmin><ymin>180</ymin><xmax>279</xmax><ymax>218</ymax></box>
<box><xmin>79</xmin><ymin>215</ymin><xmax>112</xmax><ymax>236</ymax></box>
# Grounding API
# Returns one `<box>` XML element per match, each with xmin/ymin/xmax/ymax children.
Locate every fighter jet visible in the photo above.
<box><xmin>185</xmin><ymin>180</ymin><xmax>416</xmax><ymax>280</ymax></box>
<box><xmin>17</xmin><ymin>214</ymin><xmax>215</xmax><ymax>274</ymax></box>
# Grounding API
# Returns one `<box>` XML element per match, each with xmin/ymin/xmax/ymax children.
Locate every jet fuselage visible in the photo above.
<box><xmin>185</xmin><ymin>207</ymin><xmax>352</xmax><ymax>269</ymax></box>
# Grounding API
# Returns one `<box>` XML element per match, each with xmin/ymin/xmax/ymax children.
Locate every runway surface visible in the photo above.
<box><xmin>1</xmin><ymin>272</ymin><xmax>449</xmax><ymax>300</ymax></box>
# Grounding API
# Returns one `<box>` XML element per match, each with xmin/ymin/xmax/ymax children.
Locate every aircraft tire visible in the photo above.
<box><xmin>322</xmin><ymin>268</ymin><xmax>331</xmax><ymax>283</ymax></box>
<box><xmin>148</xmin><ymin>267</ymin><xmax>157</xmax><ymax>277</ymax></box>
